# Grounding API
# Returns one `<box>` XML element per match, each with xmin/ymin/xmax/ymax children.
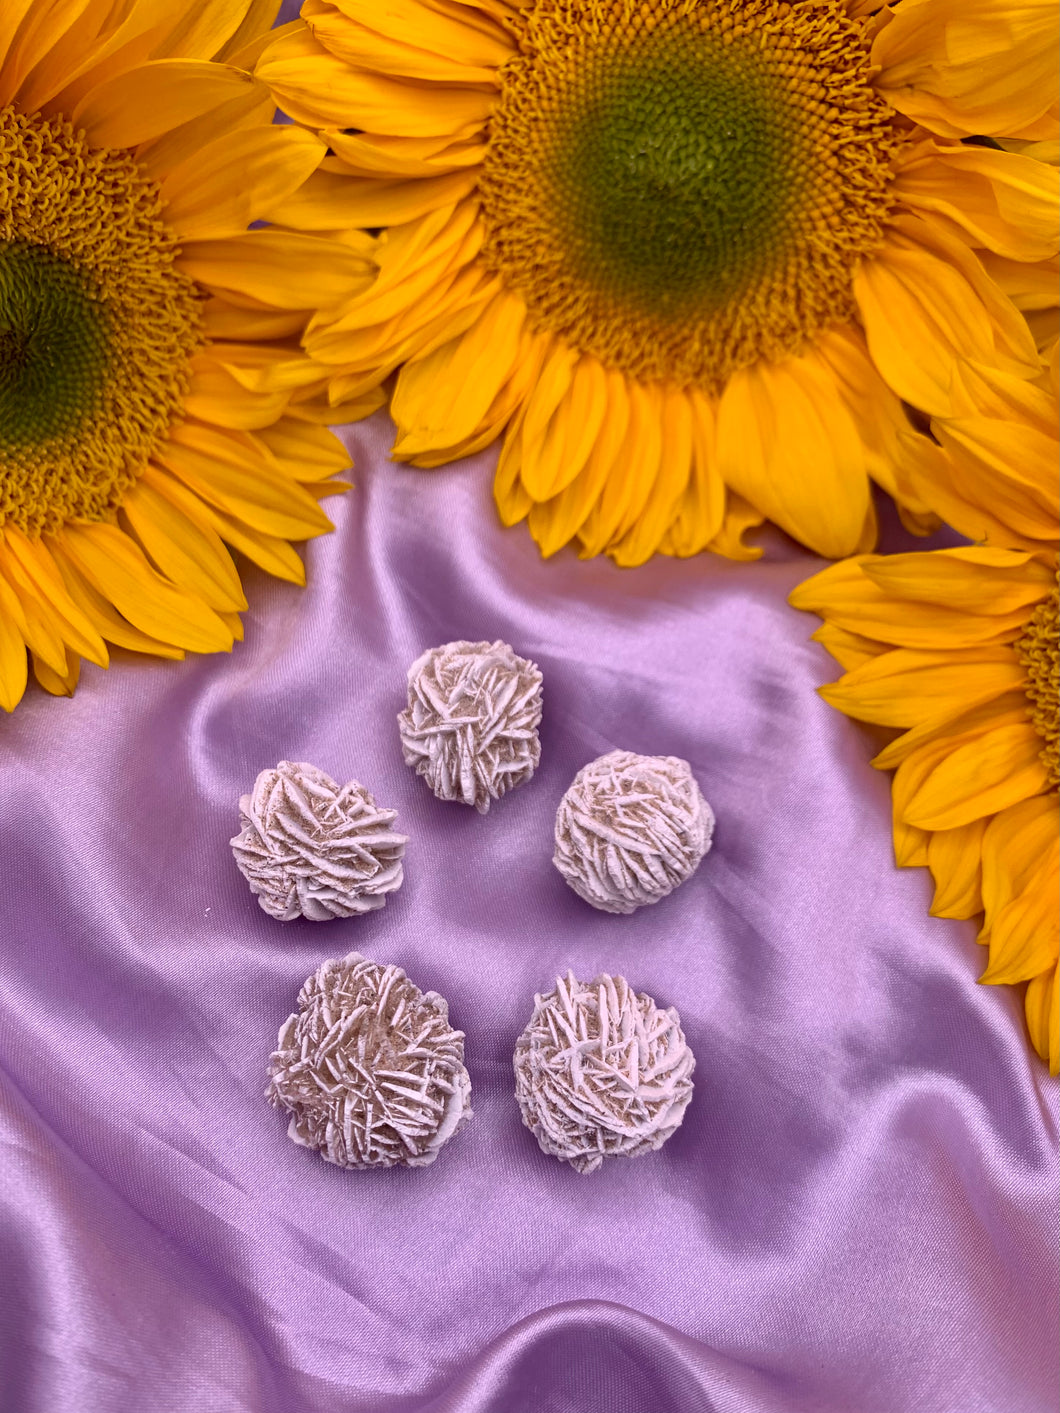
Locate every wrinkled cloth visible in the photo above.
<box><xmin>0</xmin><ymin>413</ymin><xmax>1057</xmax><ymax>1413</ymax></box>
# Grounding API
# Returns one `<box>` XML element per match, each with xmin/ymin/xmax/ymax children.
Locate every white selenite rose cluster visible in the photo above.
<box><xmin>513</xmin><ymin>972</ymin><xmax>695</xmax><ymax>1173</ymax></box>
<box><xmin>397</xmin><ymin>639</ymin><xmax>543</xmax><ymax>813</ymax></box>
<box><xmin>230</xmin><ymin>761</ymin><xmax>407</xmax><ymax>921</ymax></box>
<box><xmin>553</xmin><ymin>750</ymin><xmax>714</xmax><ymax>913</ymax></box>
<box><xmin>267</xmin><ymin>953</ymin><xmax>472</xmax><ymax>1169</ymax></box>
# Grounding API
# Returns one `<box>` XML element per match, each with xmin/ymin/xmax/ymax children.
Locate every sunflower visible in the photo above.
<box><xmin>790</xmin><ymin>548</ymin><xmax>1059</xmax><ymax>1072</ymax></box>
<box><xmin>0</xmin><ymin>0</ymin><xmax>383</xmax><ymax>712</ymax></box>
<box><xmin>251</xmin><ymin>0</ymin><xmax>1058</xmax><ymax>565</ymax></box>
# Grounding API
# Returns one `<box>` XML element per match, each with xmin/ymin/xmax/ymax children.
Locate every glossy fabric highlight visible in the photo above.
<box><xmin>0</xmin><ymin>415</ymin><xmax>1056</xmax><ymax>1412</ymax></box>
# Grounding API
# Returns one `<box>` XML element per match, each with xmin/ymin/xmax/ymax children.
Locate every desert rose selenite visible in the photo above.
<box><xmin>267</xmin><ymin>953</ymin><xmax>472</xmax><ymax>1169</ymax></box>
<box><xmin>230</xmin><ymin>761</ymin><xmax>407</xmax><ymax>921</ymax></box>
<box><xmin>397</xmin><ymin>639</ymin><xmax>543</xmax><ymax>813</ymax></box>
<box><xmin>553</xmin><ymin>750</ymin><xmax>713</xmax><ymax>913</ymax></box>
<box><xmin>513</xmin><ymin>971</ymin><xmax>695</xmax><ymax>1173</ymax></box>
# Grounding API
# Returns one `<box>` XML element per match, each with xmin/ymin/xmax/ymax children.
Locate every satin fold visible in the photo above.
<box><xmin>0</xmin><ymin>414</ymin><xmax>1056</xmax><ymax>1412</ymax></box>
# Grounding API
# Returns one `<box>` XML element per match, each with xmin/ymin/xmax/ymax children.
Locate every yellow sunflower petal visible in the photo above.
<box><xmin>119</xmin><ymin>479</ymin><xmax>248</xmax><ymax>613</ymax></box>
<box><xmin>612</xmin><ymin>384</ymin><xmax>694</xmax><ymax>567</ymax></box>
<box><xmin>893</xmin><ymin>814</ymin><xmax>930</xmax><ymax>869</ymax></box>
<box><xmin>908</xmin><ymin>214</ymin><xmax>1042</xmax><ymax>373</ymax></box>
<box><xmin>790</xmin><ymin>554</ymin><xmax>1043</xmax><ymax>650</ymax></box>
<box><xmin>158</xmin><ymin>422</ymin><xmax>333</xmax><ymax>539</ymax></box>
<box><xmin>0</xmin><ymin>0</ymin><xmax>40</xmax><ymax>77</ymax></box>
<box><xmin>871</xmin><ymin>693</ymin><xmax>1031</xmax><ymax>771</ymax></box>
<box><xmin>1</xmin><ymin>529</ymin><xmax>109</xmax><ymax>666</ymax></box>
<box><xmin>216</xmin><ymin>0</ymin><xmax>284</xmax><ymax>63</ymax></box>
<box><xmin>460</xmin><ymin>0</ymin><xmax>520</xmax><ymax>22</ymax></box>
<box><xmin>903</xmin><ymin>720</ymin><xmax>1049</xmax><ymax>830</ymax></box>
<box><xmin>304</xmin><ymin>204</ymin><xmax>493</xmax><ymax>387</ymax></box>
<box><xmin>705</xmin><ymin>494</ymin><xmax>765</xmax><ymax>563</ymax></box>
<box><xmin>15</xmin><ymin>0</ymin><xmax>121</xmax><ymax>114</ymax></box>
<box><xmin>200</xmin><ymin>296</ymin><xmax>307</xmax><ymax>343</ymax></box>
<box><xmin>0</xmin><ymin>556</ymin><xmax>74</xmax><ymax>676</ymax></box>
<box><xmin>31</xmin><ymin>645</ymin><xmax>81</xmax><ymax>699</ymax></box>
<box><xmin>149</xmin><ymin>0</ymin><xmax>272</xmax><ymax>62</ymax></box>
<box><xmin>57</xmin><ymin>523</ymin><xmax>234</xmax><ymax>654</ymax></box>
<box><xmin>71</xmin><ymin>59</ymin><xmax>263</xmax><ymax>149</ymax></box>
<box><xmin>141</xmin><ymin>469</ymin><xmax>308</xmax><ymax>586</ymax></box>
<box><xmin>206</xmin><ymin>342</ymin><xmax>328</xmax><ymax>395</ymax></box>
<box><xmin>811</xmin><ymin>622</ymin><xmax>888</xmax><ymax>673</ymax></box>
<box><xmin>978</xmin><ymin>250</ymin><xmax>1060</xmax><ymax>330</ymax></box>
<box><xmin>255</xmin><ymin>419</ymin><xmax>351</xmax><ymax>481</ymax></box>
<box><xmin>310</xmin><ymin>200</ymin><xmax>481</xmax><ymax>340</ymax></box>
<box><xmin>854</xmin><ymin>217</ymin><xmax>1032</xmax><ymax>417</ymax></box>
<box><xmin>894</xmin><ymin>429</ymin><xmax>1055</xmax><ymax>553</ymax></box>
<box><xmin>0</xmin><ymin>0</ymin><xmax>99</xmax><ymax>108</ymax></box>
<box><xmin>49</xmin><ymin>547</ymin><xmax>188</xmax><ymax>660</ymax></box>
<box><xmin>880</xmin><ymin>720</ymin><xmax>945</xmax><ymax>867</ymax></box>
<box><xmin>927</xmin><ymin>818</ymin><xmax>987</xmax><ymax>919</ymax></box>
<box><xmin>861</xmin><ymin>548</ymin><xmax>1053</xmax><ymax>614</ymax></box>
<box><xmin>893</xmin><ymin>141</ymin><xmax>1060</xmax><ymax>262</ymax></box>
<box><xmin>872</xmin><ymin>0</ymin><xmax>1060</xmax><ymax>141</ymax></box>
<box><xmin>391</xmin><ymin>291</ymin><xmax>529</xmax><ymax>457</ymax></box>
<box><xmin>216</xmin><ymin>609</ymin><xmax>246</xmax><ymax>642</ymax></box>
<box><xmin>0</xmin><ymin>570</ymin><xmax>30</xmax><ymax>711</ymax></box>
<box><xmin>395</xmin><ymin>315</ymin><xmax>542</xmax><ymax>469</ymax></box>
<box><xmin>30</xmin><ymin>0</ymin><xmax>274</xmax><ymax>109</ymax></box>
<box><xmin>813</xmin><ymin>325</ymin><xmax>928</xmax><ymax>511</ymax></box>
<box><xmin>934</xmin><ymin>417</ymin><xmax>1058</xmax><ymax>520</ymax></box>
<box><xmin>659</xmin><ymin>389</ymin><xmax>725</xmax><ymax>558</ymax></box>
<box><xmin>494</xmin><ymin>413</ymin><xmax>534</xmax><ymax>529</ymax></box>
<box><xmin>819</xmin><ymin>646</ymin><xmax>1026</xmax><ymax>729</ymax></box>
<box><xmin>954</xmin><ymin>358</ymin><xmax>1057</xmax><ymax>434</ymax></box>
<box><xmin>262</xmin><ymin>165</ymin><xmax>478</xmax><ymax>230</ymax></box>
<box><xmin>1025</xmin><ymin>964</ymin><xmax>1059</xmax><ymax>1073</ymax></box>
<box><xmin>133</xmin><ymin>83</ymin><xmax>276</xmax><ymax>184</ymax></box>
<box><xmin>325</xmin><ymin>128</ymin><xmax>484</xmax><ymax>178</ymax></box>
<box><xmin>256</xmin><ymin>23</ymin><xmax>494</xmax><ymax>134</ymax></box>
<box><xmin>520</xmin><ymin>352</ymin><xmax>608</xmax><ymax>504</ymax></box>
<box><xmin>297</xmin><ymin>384</ymin><xmax>386</xmax><ymax>424</ymax></box>
<box><xmin>981</xmin><ymin>879</ymin><xmax>1059</xmax><ymax>986</ymax></box>
<box><xmin>159</xmin><ymin>124</ymin><xmax>326</xmax><ymax>242</ymax></box>
<box><xmin>324</xmin><ymin>0</ymin><xmax>513</xmax><ymax>63</ymax></box>
<box><xmin>979</xmin><ymin>795</ymin><xmax>1059</xmax><ymax>984</ymax></box>
<box><xmin>890</xmin><ymin>731</ymin><xmax>968</xmax><ymax>842</ymax></box>
<box><xmin>578</xmin><ymin>380</ymin><xmax>662</xmax><ymax>558</ymax></box>
<box><xmin>179</xmin><ymin>231</ymin><xmax>374</xmax><ymax>312</ymax></box>
<box><xmin>1019</xmin><ymin>101</ymin><xmax>1060</xmax><ymax>144</ymax></box>
<box><xmin>182</xmin><ymin>353</ymin><xmax>292</xmax><ymax>431</ymax></box>
<box><xmin>400</xmin><ymin>323</ymin><xmax>545</xmax><ymax>468</ymax></box>
<box><xmin>524</xmin><ymin>364</ymin><xmax>630</xmax><ymax>556</ymax></box>
<box><xmin>31</xmin><ymin>0</ymin><xmax>177</xmax><ymax>115</ymax></box>
<box><xmin>716</xmin><ymin>347</ymin><xmax>870</xmax><ymax>559</ymax></box>
<box><xmin>304</xmin><ymin>0</ymin><xmax>512</xmax><ymax>83</ymax></box>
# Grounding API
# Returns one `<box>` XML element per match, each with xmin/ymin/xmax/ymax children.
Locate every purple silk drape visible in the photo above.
<box><xmin>1</xmin><ymin>415</ymin><xmax>1057</xmax><ymax>1412</ymax></box>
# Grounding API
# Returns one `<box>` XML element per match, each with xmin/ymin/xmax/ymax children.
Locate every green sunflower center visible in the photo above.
<box><xmin>478</xmin><ymin>0</ymin><xmax>901</xmax><ymax>390</ymax></box>
<box><xmin>552</xmin><ymin>40</ymin><xmax>801</xmax><ymax>318</ymax></box>
<box><xmin>0</xmin><ymin>105</ymin><xmax>203</xmax><ymax>538</ymax></box>
<box><xmin>0</xmin><ymin>242</ymin><xmax>113</xmax><ymax>444</ymax></box>
<box><xmin>1017</xmin><ymin>578</ymin><xmax>1059</xmax><ymax>787</ymax></box>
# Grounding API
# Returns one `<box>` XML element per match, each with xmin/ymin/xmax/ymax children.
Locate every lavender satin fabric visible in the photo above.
<box><xmin>1</xmin><ymin>415</ymin><xmax>1057</xmax><ymax>1413</ymax></box>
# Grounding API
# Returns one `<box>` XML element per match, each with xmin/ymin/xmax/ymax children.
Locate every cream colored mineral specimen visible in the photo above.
<box><xmin>230</xmin><ymin>761</ymin><xmax>407</xmax><ymax>921</ymax></box>
<box><xmin>267</xmin><ymin>952</ymin><xmax>472</xmax><ymax>1169</ymax></box>
<box><xmin>514</xmin><ymin>971</ymin><xmax>695</xmax><ymax>1173</ymax></box>
<box><xmin>397</xmin><ymin>639</ymin><xmax>543</xmax><ymax>813</ymax></box>
<box><xmin>553</xmin><ymin>750</ymin><xmax>713</xmax><ymax>913</ymax></box>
